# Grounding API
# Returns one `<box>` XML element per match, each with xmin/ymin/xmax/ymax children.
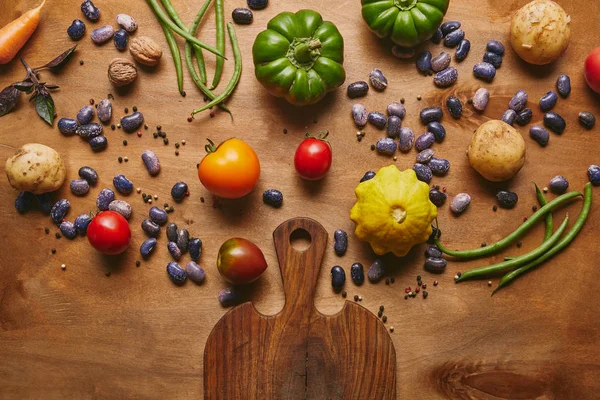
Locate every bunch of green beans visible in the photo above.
<box><xmin>435</xmin><ymin>190</ymin><xmax>582</xmax><ymax>260</ymax></box>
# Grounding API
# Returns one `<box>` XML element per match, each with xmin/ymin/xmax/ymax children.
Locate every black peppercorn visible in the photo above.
<box><xmin>341</xmin><ymin>291</ymin><xmax>347</xmax><ymax>298</ymax></box>
<box><xmin>118</xmin><ymin>157</ymin><xmax>123</xmax><ymax>163</ymax></box>
<box><xmin>354</xmin><ymin>295</ymin><xmax>359</xmax><ymax>301</ymax></box>
<box><xmin>377</xmin><ymin>310</ymin><xmax>383</xmax><ymax>317</ymax></box>
<box><xmin>133</xmin><ymin>106</ymin><xmax>138</xmax><ymax>112</ymax></box>
<box><xmin>55</xmin><ymin>233</ymin><xmax>61</xmax><ymax>239</ymax></box>
<box><xmin>45</xmin><ymin>227</ymin><xmax>50</xmax><ymax>234</ymax></box>
<box><xmin>135</xmin><ymin>260</ymin><xmax>140</xmax><ymax>267</ymax></box>
<box><xmin>493</xmin><ymin>205</ymin><xmax>498</xmax><ymax>212</ymax></box>
<box><xmin>370</xmin><ymin>144</ymin><xmax>375</xmax><ymax>151</ymax></box>
<box><xmin>382</xmin><ymin>316</ymin><xmax>387</xmax><ymax>323</ymax></box>
<box><xmin>123</xmin><ymin>140</ymin><xmax>128</xmax><ymax>146</ymax></box>
<box><xmin>153</xmin><ymin>132</ymin><xmax>158</xmax><ymax>138</ymax></box>
<box><xmin>423</xmin><ymin>291</ymin><xmax>428</xmax><ymax>299</ymax></box>
<box><xmin>111</xmin><ymin>124</ymin><xmax>115</xmax><ymax>130</ymax></box>
<box><xmin>51</xmin><ymin>248</ymin><xmax>56</xmax><ymax>254</ymax></box>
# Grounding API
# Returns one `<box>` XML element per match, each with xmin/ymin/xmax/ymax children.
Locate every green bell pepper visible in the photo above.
<box><xmin>361</xmin><ymin>0</ymin><xmax>450</xmax><ymax>48</ymax></box>
<box><xmin>252</xmin><ymin>10</ymin><xmax>345</xmax><ymax>106</ymax></box>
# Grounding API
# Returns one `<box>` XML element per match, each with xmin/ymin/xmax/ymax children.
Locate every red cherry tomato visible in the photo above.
<box><xmin>87</xmin><ymin>211</ymin><xmax>131</xmax><ymax>255</ymax></box>
<box><xmin>585</xmin><ymin>46</ymin><xmax>600</xmax><ymax>94</ymax></box>
<box><xmin>294</xmin><ymin>132</ymin><xmax>332</xmax><ymax>180</ymax></box>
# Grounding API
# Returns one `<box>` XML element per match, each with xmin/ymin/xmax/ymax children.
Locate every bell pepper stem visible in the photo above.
<box><xmin>294</xmin><ymin>39</ymin><xmax>322</xmax><ymax>64</ymax></box>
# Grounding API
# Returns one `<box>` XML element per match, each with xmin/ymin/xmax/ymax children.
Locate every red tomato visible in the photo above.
<box><xmin>87</xmin><ymin>211</ymin><xmax>131</xmax><ymax>255</ymax></box>
<box><xmin>217</xmin><ymin>238</ymin><xmax>267</xmax><ymax>284</ymax></box>
<box><xmin>294</xmin><ymin>133</ymin><xmax>332</xmax><ymax>180</ymax></box>
<box><xmin>585</xmin><ymin>46</ymin><xmax>600</xmax><ymax>94</ymax></box>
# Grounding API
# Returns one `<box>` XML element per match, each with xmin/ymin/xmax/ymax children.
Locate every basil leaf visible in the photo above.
<box><xmin>34</xmin><ymin>45</ymin><xmax>77</xmax><ymax>71</ymax></box>
<box><xmin>35</xmin><ymin>92</ymin><xmax>55</xmax><ymax>125</ymax></box>
<box><xmin>0</xmin><ymin>85</ymin><xmax>20</xmax><ymax>117</ymax></box>
<box><xmin>13</xmin><ymin>81</ymin><xmax>34</xmax><ymax>93</ymax></box>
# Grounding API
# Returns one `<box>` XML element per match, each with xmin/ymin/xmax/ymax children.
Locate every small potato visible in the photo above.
<box><xmin>5</xmin><ymin>143</ymin><xmax>66</xmax><ymax>194</ymax></box>
<box><xmin>467</xmin><ymin>120</ymin><xmax>526</xmax><ymax>182</ymax></box>
<box><xmin>510</xmin><ymin>0</ymin><xmax>571</xmax><ymax>65</ymax></box>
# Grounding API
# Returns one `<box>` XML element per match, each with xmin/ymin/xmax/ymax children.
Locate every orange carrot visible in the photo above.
<box><xmin>0</xmin><ymin>0</ymin><xmax>46</xmax><ymax>65</ymax></box>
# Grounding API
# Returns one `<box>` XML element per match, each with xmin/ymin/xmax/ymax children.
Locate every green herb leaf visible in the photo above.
<box><xmin>0</xmin><ymin>85</ymin><xmax>20</xmax><ymax>117</ymax></box>
<box><xmin>13</xmin><ymin>81</ymin><xmax>34</xmax><ymax>93</ymax></box>
<box><xmin>34</xmin><ymin>45</ymin><xmax>77</xmax><ymax>71</ymax></box>
<box><xmin>35</xmin><ymin>92</ymin><xmax>55</xmax><ymax>125</ymax></box>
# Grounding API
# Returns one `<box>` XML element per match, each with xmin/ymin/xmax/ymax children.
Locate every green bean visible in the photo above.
<box><xmin>493</xmin><ymin>183</ymin><xmax>593</xmax><ymax>295</ymax></box>
<box><xmin>456</xmin><ymin>214</ymin><xmax>569</xmax><ymax>283</ymax></box>
<box><xmin>191</xmin><ymin>23</ymin><xmax>241</xmax><ymax>116</ymax></box>
<box><xmin>210</xmin><ymin>0</ymin><xmax>225</xmax><ymax>90</ymax></box>
<box><xmin>146</xmin><ymin>0</ymin><xmax>226</xmax><ymax>59</ymax></box>
<box><xmin>158</xmin><ymin>19</ymin><xmax>184</xmax><ymax>95</ymax></box>
<box><xmin>435</xmin><ymin>190</ymin><xmax>582</xmax><ymax>260</ymax></box>
<box><xmin>505</xmin><ymin>184</ymin><xmax>553</xmax><ymax>261</ymax></box>
<box><xmin>160</xmin><ymin>0</ymin><xmax>208</xmax><ymax>83</ymax></box>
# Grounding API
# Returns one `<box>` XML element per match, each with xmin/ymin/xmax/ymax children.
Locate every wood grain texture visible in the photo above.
<box><xmin>204</xmin><ymin>218</ymin><xmax>395</xmax><ymax>399</ymax></box>
<box><xmin>0</xmin><ymin>0</ymin><xmax>600</xmax><ymax>399</ymax></box>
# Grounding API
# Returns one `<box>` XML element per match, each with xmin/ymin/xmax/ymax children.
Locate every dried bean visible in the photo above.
<box><xmin>509</xmin><ymin>90</ymin><xmax>528</xmax><ymax>112</ymax></box>
<box><xmin>544</xmin><ymin>112</ymin><xmax>566</xmax><ymax>134</ymax></box>
<box><xmin>556</xmin><ymin>74</ymin><xmax>571</xmax><ymax>98</ymax></box>
<box><xmin>501</xmin><ymin>109</ymin><xmax>517</xmax><ymax>126</ymax></box>
<box><xmin>413</xmin><ymin>163</ymin><xmax>432</xmax><ymax>183</ymax></box>
<box><xmin>91</xmin><ymin>25</ymin><xmax>114</xmax><ymax>44</ymax></box>
<box><xmin>415</xmin><ymin>132</ymin><xmax>435</xmax><ymax>151</ymax></box>
<box><xmin>120</xmin><ymin>112</ymin><xmax>144</xmax><ymax>132</ymax></box>
<box><xmin>588</xmin><ymin>165</ymin><xmax>600</xmax><ymax>186</ymax></box>
<box><xmin>539</xmin><ymin>91</ymin><xmax>558</xmax><ymax>112</ymax></box>
<box><xmin>113</xmin><ymin>174</ymin><xmax>134</xmax><ymax>194</ymax></box>
<box><xmin>166</xmin><ymin>261</ymin><xmax>186</xmax><ymax>285</ymax></box>
<box><xmin>113</xmin><ymin>29</ymin><xmax>128</xmax><ymax>51</ymax></box>
<box><xmin>516</xmin><ymin>108</ymin><xmax>533</xmax><ymax>126</ymax></box>
<box><xmin>232</xmin><ymin>8</ymin><xmax>253</xmax><ymax>25</ymax></box>
<box><xmin>141</xmin><ymin>150</ymin><xmax>161</xmax><ymax>176</ymax></box>
<box><xmin>416</xmin><ymin>148</ymin><xmax>434</xmax><ymax>164</ymax></box>
<box><xmin>77</xmin><ymin>105</ymin><xmax>94</xmax><ymax>124</ymax></box>
<box><xmin>496</xmin><ymin>190</ymin><xmax>518</xmax><ymax>208</ymax></box>
<box><xmin>96</xmin><ymin>188</ymin><xmax>114</xmax><ymax>210</ymax></box>
<box><xmin>429</xmin><ymin>188</ymin><xmax>446</xmax><ymax>207</ymax></box>
<box><xmin>263</xmin><ymin>189</ymin><xmax>283</xmax><ymax>207</ymax></box>
<box><xmin>391</xmin><ymin>45</ymin><xmax>415</xmax><ymax>59</ymax></box>
<box><xmin>398</xmin><ymin>127</ymin><xmax>415</xmax><ymax>152</ymax></box>
<box><xmin>424</xmin><ymin>257</ymin><xmax>447</xmax><ymax>273</ymax></box>
<box><xmin>331</xmin><ymin>266</ymin><xmax>346</xmax><ymax>290</ymax></box>
<box><xmin>74</xmin><ymin>214</ymin><xmax>92</xmax><ymax>235</ymax></box>
<box><xmin>60</xmin><ymin>221</ymin><xmax>77</xmax><ymax>239</ymax></box>
<box><xmin>425</xmin><ymin>245</ymin><xmax>442</xmax><ymax>258</ymax></box>
<box><xmin>455</xmin><ymin>39</ymin><xmax>470</xmax><ymax>61</ymax></box>
<box><xmin>189</xmin><ymin>238</ymin><xmax>203</xmax><ymax>260</ymax></box>
<box><xmin>58</xmin><ymin>118</ymin><xmax>78</xmax><ymax>135</ymax></box>
<box><xmin>579</xmin><ymin>111</ymin><xmax>596</xmax><ymax>130</ymax></box>
<box><xmin>177</xmin><ymin>229</ymin><xmax>190</xmax><ymax>252</ymax></box>
<box><xmin>142</xmin><ymin>219</ymin><xmax>160</xmax><ymax>237</ymax></box>
<box><xmin>430</xmin><ymin>28</ymin><xmax>443</xmax><ymax>44</ymax></box>
<box><xmin>352</xmin><ymin>104</ymin><xmax>367</xmax><ymax>127</ymax></box>
<box><xmin>333</xmin><ymin>229</ymin><xmax>348</xmax><ymax>256</ymax></box>
<box><xmin>416</xmin><ymin>51</ymin><xmax>432</xmax><ymax>73</ymax></box>
<box><xmin>376</xmin><ymin>138</ymin><xmax>397</xmax><ymax>155</ymax></box>
<box><xmin>434</xmin><ymin>67</ymin><xmax>458</xmax><ymax>87</ymax></box>
<box><xmin>36</xmin><ymin>193</ymin><xmax>53</xmax><ymax>214</ymax></box>
<box><xmin>81</xmin><ymin>0</ymin><xmax>100</xmax><ymax>21</ymax></box>
<box><xmin>140</xmin><ymin>238</ymin><xmax>157</xmax><ymax>259</ymax></box>
<box><xmin>50</xmin><ymin>199</ymin><xmax>70</xmax><ymax>224</ymax></box>
<box><xmin>186</xmin><ymin>262</ymin><xmax>206</xmax><ymax>283</ymax></box>
<box><xmin>168</xmin><ymin>241</ymin><xmax>182</xmax><ymax>260</ymax></box>
<box><xmin>429</xmin><ymin>157</ymin><xmax>450</xmax><ymax>176</ymax></box>
<box><xmin>14</xmin><ymin>192</ymin><xmax>35</xmax><ymax>213</ymax></box>
<box><xmin>440</xmin><ymin>20</ymin><xmax>461</xmax><ymax>36</ymax></box>
<box><xmin>219</xmin><ymin>287</ymin><xmax>242</xmax><ymax>306</ymax></box>
<box><xmin>70</xmin><ymin>179</ymin><xmax>90</xmax><ymax>196</ymax></box>
<box><xmin>443</xmin><ymin>29</ymin><xmax>464</xmax><ymax>47</ymax></box>
<box><xmin>247</xmin><ymin>0</ymin><xmax>268</xmax><ymax>9</ymax></box>
<box><xmin>473</xmin><ymin>62</ymin><xmax>496</xmax><ymax>82</ymax></box>
<box><xmin>116</xmin><ymin>13</ymin><xmax>137</xmax><ymax>32</ymax></box>
<box><xmin>368</xmin><ymin>111</ymin><xmax>387</xmax><ymax>129</ymax></box>
<box><xmin>97</xmin><ymin>99</ymin><xmax>112</xmax><ymax>124</ymax></box>
<box><xmin>387</xmin><ymin>102</ymin><xmax>406</xmax><ymax>119</ymax></box>
<box><xmin>483</xmin><ymin>52</ymin><xmax>502</xmax><ymax>68</ymax></box>
<box><xmin>487</xmin><ymin>40</ymin><xmax>505</xmax><ymax>55</ymax></box>
<box><xmin>529</xmin><ymin>125</ymin><xmax>550</xmax><ymax>147</ymax></box>
<box><xmin>166</xmin><ymin>223</ymin><xmax>178</xmax><ymax>242</ymax></box>
<box><xmin>369</xmin><ymin>69</ymin><xmax>388</xmax><ymax>91</ymax></box>
<box><xmin>446</xmin><ymin>96</ymin><xmax>462</xmax><ymax>118</ymax></box>
<box><xmin>549</xmin><ymin>176</ymin><xmax>569</xmax><ymax>194</ymax></box>
<box><xmin>450</xmin><ymin>193</ymin><xmax>471</xmax><ymax>214</ymax></box>
<box><xmin>350</xmin><ymin>262</ymin><xmax>364</xmax><ymax>285</ymax></box>
<box><xmin>89</xmin><ymin>136</ymin><xmax>108</xmax><ymax>152</ymax></box>
<box><xmin>347</xmin><ymin>81</ymin><xmax>368</xmax><ymax>98</ymax></box>
<box><xmin>76</xmin><ymin>123</ymin><xmax>103</xmax><ymax>139</ymax></box>
<box><xmin>149</xmin><ymin>206</ymin><xmax>168</xmax><ymax>225</ymax></box>
<box><xmin>67</xmin><ymin>19</ymin><xmax>86</xmax><ymax>40</ymax></box>
<box><xmin>472</xmin><ymin>88</ymin><xmax>489</xmax><ymax>112</ymax></box>
<box><xmin>431</xmin><ymin>52</ymin><xmax>451</xmax><ymax>72</ymax></box>
<box><xmin>427</xmin><ymin>121</ymin><xmax>445</xmax><ymax>142</ymax></box>
<box><xmin>360</xmin><ymin>171</ymin><xmax>376</xmax><ymax>182</ymax></box>
<box><xmin>108</xmin><ymin>200</ymin><xmax>132</xmax><ymax>219</ymax></box>
<box><xmin>386</xmin><ymin>115</ymin><xmax>402</xmax><ymax>137</ymax></box>
<box><xmin>171</xmin><ymin>182</ymin><xmax>188</xmax><ymax>201</ymax></box>
<box><xmin>368</xmin><ymin>259</ymin><xmax>384</xmax><ymax>283</ymax></box>
<box><xmin>420</xmin><ymin>107</ymin><xmax>443</xmax><ymax>124</ymax></box>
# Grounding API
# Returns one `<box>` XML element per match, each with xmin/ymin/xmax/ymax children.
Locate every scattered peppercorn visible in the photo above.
<box><xmin>111</xmin><ymin>124</ymin><xmax>115</xmax><ymax>130</ymax></box>
<box><xmin>493</xmin><ymin>205</ymin><xmax>498</xmax><ymax>212</ymax></box>
<box><xmin>45</xmin><ymin>227</ymin><xmax>50</xmax><ymax>234</ymax></box>
<box><xmin>382</xmin><ymin>316</ymin><xmax>387</xmax><ymax>323</ymax></box>
<box><xmin>55</xmin><ymin>233</ymin><xmax>61</xmax><ymax>239</ymax></box>
<box><xmin>136</xmin><ymin>261</ymin><xmax>141</xmax><ymax>267</ymax></box>
<box><xmin>488</xmin><ymin>281</ymin><xmax>492</xmax><ymax>286</ymax></box>
<box><xmin>175</xmin><ymin>142</ymin><xmax>180</xmax><ymax>148</ymax></box>
<box><xmin>51</xmin><ymin>248</ymin><xmax>56</xmax><ymax>254</ymax></box>
<box><xmin>124</xmin><ymin>157</ymin><xmax>129</xmax><ymax>162</ymax></box>
<box><xmin>481</xmin><ymin>242</ymin><xmax>487</xmax><ymax>247</ymax></box>
<box><xmin>379</xmin><ymin>305</ymin><xmax>384</xmax><ymax>312</ymax></box>
<box><xmin>164</xmin><ymin>138</ymin><xmax>169</xmax><ymax>145</ymax></box>
<box><xmin>210</xmin><ymin>112</ymin><xmax>215</xmax><ymax>118</ymax></box>
<box><xmin>79</xmin><ymin>60</ymin><xmax>84</xmax><ymax>65</ymax></box>
<box><xmin>404</xmin><ymin>295</ymin><xmax>408</xmax><ymax>300</ymax></box>
<box><xmin>123</xmin><ymin>140</ymin><xmax>128</xmax><ymax>146</ymax></box>
<box><xmin>117</xmin><ymin>124</ymin><xmax>121</xmax><ymax>129</ymax></box>
<box><xmin>532</xmin><ymin>205</ymin><xmax>538</xmax><ymax>212</ymax></box>
<box><xmin>385</xmin><ymin>278</ymin><xmax>390</xmax><ymax>285</ymax></box>
<box><xmin>144</xmin><ymin>124</ymin><xmax>148</xmax><ymax>129</ymax></box>
<box><xmin>124</xmin><ymin>107</ymin><xmax>129</xmax><ymax>113</ymax></box>
<box><xmin>517</xmin><ymin>241</ymin><xmax>522</xmax><ymax>248</ymax></box>
<box><xmin>415</xmin><ymin>287</ymin><xmax>420</xmax><ymax>293</ymax></box>
<box><xmin>434</xmin><ymin>280</ymin><xmax>438</xmax><ymax>286</ymax></box>
<box><xmin>133</xmin><ymin>106</ymin><xmax>138</xmax><ymax>112</ymax></box>
<box><xmin>89</xmin><ymin>99</ymin><xmax>94</xmax><ymax>105</ymax></box>
<box><xmin>175</xmin><ymin>151</ymin><xmax>179</xmax><ymax>156</ymax></box>
<box><xmin>370</xmin><ymin>144</ymin><xmax>375</xmax><ymax>151</ymax></box>
<box><xmin>377</xmin><ymin>310</ymin><xmax>383</xmax><ymax>317</ymax></box>
<box><xmin>105</xmin><ymin>271</ymin><xmax>111</xmax><ymax>277</ymax></box>
<box><xmin>390</xmin><ymin>277</ymin><xmax>395</xmax><ymax>283</ymax></box>
<box><xmin>416</xmin><ymin>275</ymin><xmax>421</xmax><ymax>281</ymax></box>
<box><xmin>400</xmin><ymin>98</ymin><xmax>405</xmax><ymax>104</ymax></box>
<box><xmin>467</xmin><ymin>98</ymin><xmax>473</xmax><ymax>104</ymax></box>
<box><xmin>342</xmin><ymin>291</ymin><xmax>347</xmax><ymax>298</ymax></box>
<box><xmin>422</xmin><ymin>283</ymin><xmax>427</xmax><ymax>289</ymax></box>
<box><xmin>118</xmin><ymin>157</ymin><xmax>123</xmax><ymax>163</ymax></box>
<box><xmin>390</xmin><ymin>327</ymin><xmax>394</xmax><ymax>332</ymax></box>
<box><xmin>417</xmin><ymin>95</ymin><xmax>422</xmax><ymax>100</ymax></box>
<box><xmin>200</xmin><ymin>197</ymin><xmax>205</xmax><ymax>203</ymax></box>
<box><xmin>137</xmin><ymin>131</ymin><xmax>142</xmax><ymax>137</ymax></box>
<box><xmin>354</xmin><ymin>295</ymin><xmax>359</xmax><ymax>301</ymax></box>
<box><xmin>423</xmin><ymin>291</ymin><xmax>428</xmax><ymax>299</ymax></box>
<box><xmin>153</xmin><ymin>132</ymin><xmax>158</xmax><ymax>138</ymax></box>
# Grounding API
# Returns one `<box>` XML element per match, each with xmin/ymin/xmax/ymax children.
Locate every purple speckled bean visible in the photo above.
<box><xmin>141</xmin><ymin>150</ymin><xmax>161</xmax><ymax>176</ymax></box>
<box><xmin>415</xmin><ymin>132</ymin><xmax>435</xmax><ymax>151</ymax></box>
<box><xmin>97</xmin><ymin>99</ymin><xmax>112</xmax><ymax>124</ymax></box>
<box><xmin>91</xmin><ymin>25</ymin><xmax>114</xmax><ymax>44</ymax></box>
<box><xmin>398</xmin><ymin>127</ymin><xmax>414</xmax><ymax>152</ymax></box>
<box><xmin>77</xmin><ymin>105</ymin><xmax>94</xmax><ymax>124</ymax></box>
<box><xmin>501</xmin><ymin>109</ymin><xmax>517</xmax><ymax>126</ymax></box>
<box><xmin>509</xmin><ymin>90</ymin><xmax>528</xmax><ymax>112</ymax></box>
<box><xmin>472</xmin><ymin>88</ymin><xmax>489</xmax><ymax>112</ymax></box>
<box><xmin>168</xmin><ymin>241</ymin><xmax>182</xmax><ymax>260</ymax></box>
<box><xmin>451</xmin><ymin>193</ymin><xmax>471</xmax><ymax>214</ymax></box>
<box><xmin>368</xmin><ymin>111</ymin><xmax>387</xmax><ymax>129</ymax></box>
<box><xmin>431</xmin><ymin>52</ymin><xmax>451</xmax><ymax>72</ymax></box>
<box><xmin>376</xmin><ymin>138</ymin><xmax>397</xmax><ymax>155</ymax></box>
<box><xmin>108</xmin><ymin>200</ymin><xmax>132</xmax><ymax>219</ymax></box>
<box><xmin>186</xmin><ymin>261</ymin><xmax>206</xmax><ymax>284</ymax></box>
<box><xmin>434</xmin><ymin>67</ymin><xmax>458</xmax><ymax>87</ymax></box>
<box><xmin>367</xmin><ymin>259</ymin><xmax>385</xmax><ymax>283</ymax></box>
<box><xmin>70</xmin><ymin>179</ymin><xmax>90</xmax><ymax>196</ymax></box>
<box><xmin>416</xmin><ymin>149</ymin><xmax>434</xmax><ymax>164</ymax></box>
<box><xmin>529</xmin><ymin>125</ymin><xmax>549</xmax><ymax>147</ymax></box>
<box><xmin>149</xmin><ymin>206</ymin><xmax>168</xmax><ymax>225</ymax></box>
<box><xmin>166</xmin><ymin>262</ymin><xmax>186</xmax><ymax>285</ymax></box>
<box><xmin>60</xmin><ymin>221</ymin><xmax>77</xmax><ymax>239</ymax></box>
<box><xmin>74</xmin><ymin>214</ymin><xmax>92</xmax><ymax>235</ymax></box>
<box><xmin>473</xmin><ymin>62</ymin><xmax>496</xmax><ymax>82</ymax></box>
<box><xmin>352</xmin><ymin>104</ymin><xmax>367</xmax><ymax>127</ymax></box>
<box><xmin>386</xmin><ymin>115</ymin><xmax>402</xmax><ymax>138</ymax></box>
<box><xmin>50</xmin><ymin>199</ymin><xmax>70</xmax><ymax>224</ymax></box>
<box><xmin>413</xmin><ymin>163</ymin><xmax>433</xmax><ymax>183</ymax></box>
<box><xmin>219</xmin><ymin>287</ymin><xmax>242</xmax><ymax>307</ymax></box>
<box><xmin>387</xmin><ymin>102</ymin><xmax>406</xmax><ymax>119</ymax></box>
<box><xmin>96</xmin><ymin>188</ymin><xmax>115</xmax><ymax>211</ymax></box>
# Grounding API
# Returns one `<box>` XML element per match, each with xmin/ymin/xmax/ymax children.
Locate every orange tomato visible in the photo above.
<box><xmin>198</xmin><ymin>138</ymin><xmax>260</xmax><ymax>199</ymax></box>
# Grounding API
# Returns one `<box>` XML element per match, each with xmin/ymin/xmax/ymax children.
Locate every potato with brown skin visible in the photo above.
<box><xmin>467</xmin><ymin>120</ymin><xmax>526</xmax><ymax>182</ymax></box>
<box><xmin>5</xmin><ymin>143</ymin><xmax>66</xmax><ymax>194</ymax></box>
<box><xmin>510</xmin><ymin>0</ymin><xmax>571</xmax><ymax>65</ymax></box>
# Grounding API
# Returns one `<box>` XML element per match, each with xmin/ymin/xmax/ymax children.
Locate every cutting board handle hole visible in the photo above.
<box><xmin>289</xmin><ymin>228</ymin><xmax>312</xmax><ymax>252</ymax></box>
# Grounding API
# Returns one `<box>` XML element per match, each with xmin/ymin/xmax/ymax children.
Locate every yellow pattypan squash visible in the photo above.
<box><xmin>350</xmin><ymin>165</ymin><xmax>438</xmax><ymax>257</ymax></box>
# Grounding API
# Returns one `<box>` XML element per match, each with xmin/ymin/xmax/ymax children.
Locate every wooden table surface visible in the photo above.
<box><xmin>1</xmin><ymin>0</ymin><xmax>600</xmax><ymax>398</ymax></box>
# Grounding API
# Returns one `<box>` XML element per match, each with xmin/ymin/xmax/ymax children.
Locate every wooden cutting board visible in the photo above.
<box><xmin>204</xmin><ymin>217</ymin><xmax>396</xmax><ymax>399</ymax></box>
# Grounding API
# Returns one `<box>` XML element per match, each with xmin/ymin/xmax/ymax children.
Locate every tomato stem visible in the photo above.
<box><xmin>205</xmin><ymin>138</ymin><xmax>217</xmax><ymax>154</ymax></box>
